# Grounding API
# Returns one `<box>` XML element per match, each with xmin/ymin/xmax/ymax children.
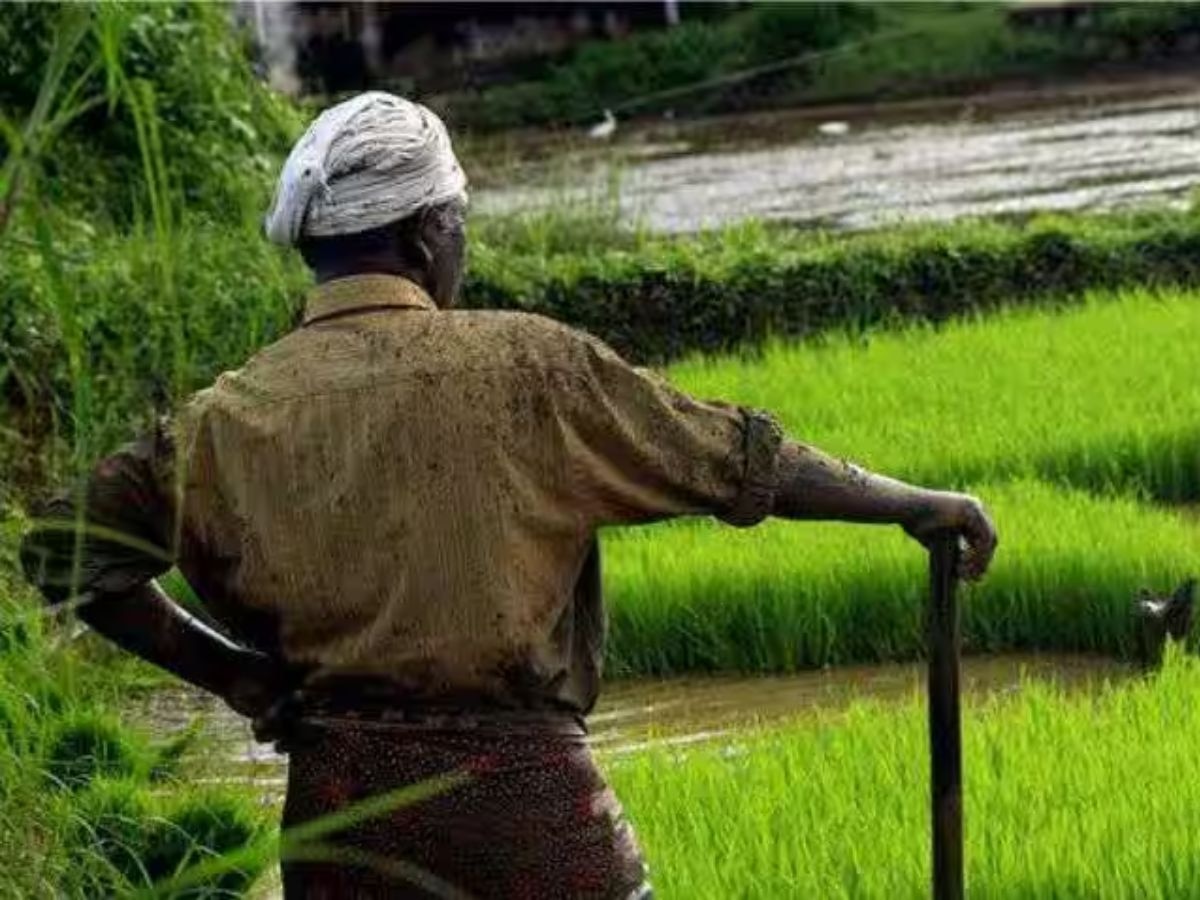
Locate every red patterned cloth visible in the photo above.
<box><xmin>280</xmin><ymin>713</ymin><xmax>650</xmax><ymax>899</ymax></box>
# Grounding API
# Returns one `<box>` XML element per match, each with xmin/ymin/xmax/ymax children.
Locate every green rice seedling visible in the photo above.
<box><xmin>139</xmin><ymin>790</ymin><xmax>269</xmax><ymax>897</ymax></box>
<box><xmin>67</xmin><ymin>777</ymin><xmax>158</xmax><ymax>893</ymax></box>
<box><xmin>606</xmin><ymin>649</ymin><xmax>1200</xmax><ymax>899</ymax></box>
<box><xmin>602</xmin><ymin>480</ymin><xmax>1200</xmax><ymax>675</ymax></box>
<box><xmin>667</xmin><ymin>286</ymin><xmax>1200</xmax><ymax>502</ymax></box>
<box><xmin>63</xmin><ymin>777</ymin><xmax>270</xmax><ymax>898</ymax></box>
<box><xmin>44</xmin><ymin>712</ymin><xmax>144</xmax><ymax>790</ymax></box>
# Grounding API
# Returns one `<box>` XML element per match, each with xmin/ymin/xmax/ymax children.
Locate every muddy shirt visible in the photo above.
<box><xmin>21</xmin><ymin>274</ymin><xmax>781</xmax><ymax>713</ymax></box>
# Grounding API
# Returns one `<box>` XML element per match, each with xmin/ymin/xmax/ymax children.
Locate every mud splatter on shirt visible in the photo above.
<box><xmin>22</xmin><ymin>274</ymin><xmax>781</xmax><ymax>714</ymax></box>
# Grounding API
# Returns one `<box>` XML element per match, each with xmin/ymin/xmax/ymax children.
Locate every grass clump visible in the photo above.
<box><xmin>607</xmin><ymin>650</ymin><xmax>1200</xmax><ymax>899</ymax></box>
<box><xmin>45</xmin><ymin>712</ymin><xmax>142</xmax><ymax>790</ymax></box>
<box><xmin>69</xmin><ymin>778</ymin><xmax>268</xmax><ymax>898</ymax></box>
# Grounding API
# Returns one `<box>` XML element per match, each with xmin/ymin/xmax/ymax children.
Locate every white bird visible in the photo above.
<box><xmin>817</xmin><ymin>120</ymin><xmax>850</xmax><ymax>137</ymax></box>
<box><xmin>588</xmin><ymin>109</ymin><xmax>617</xmax><ymax>140</ymax></box>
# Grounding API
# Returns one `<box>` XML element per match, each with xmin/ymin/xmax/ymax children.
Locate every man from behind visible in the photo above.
<box><xmin>22</xmin><ymin>92</ymin><xmax>996</xmax><ymax>899</ymax></box>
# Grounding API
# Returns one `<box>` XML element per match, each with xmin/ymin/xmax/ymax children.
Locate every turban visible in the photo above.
<box><xmin>264</xmin><ymin>92</ymin><xmax>468</xmax><ymax>247</ymax></box>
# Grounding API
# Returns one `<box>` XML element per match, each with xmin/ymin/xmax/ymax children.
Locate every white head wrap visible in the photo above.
<box><xmin>264</xmin><ymin>92</ymin><xmax>468</xmax><ymax>247</ymax></box>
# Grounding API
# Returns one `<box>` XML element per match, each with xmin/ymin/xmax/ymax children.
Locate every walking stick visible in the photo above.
<box><xmin>928</xmin><ymin>531</ymin><xmax>963</xmax><ymax>900</ymax></box>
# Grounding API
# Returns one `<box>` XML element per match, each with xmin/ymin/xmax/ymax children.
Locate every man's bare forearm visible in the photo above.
<box><xmin>770</xmin><ymin>442</ymin><xmax>936</xmax><ymax>525</ymax></box>
<box><xmin>768</xmin><ymin>441</ymin><xmax>998</xmax><ymax>579</ymax></box>
<box><xmin>77</xmin><ymin>582</ymin><xmax>288</xmax><ymax>715</ymax></box>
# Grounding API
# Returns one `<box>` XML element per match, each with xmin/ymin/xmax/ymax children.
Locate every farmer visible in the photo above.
<box><xmin>21</xmin><ymin>92</ymin><xmax>997</xmax><ymax>899</ymax></box>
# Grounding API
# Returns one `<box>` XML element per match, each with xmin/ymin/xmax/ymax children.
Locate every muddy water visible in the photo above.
<box><xmin>474</xmin><ymin>77</ymin><xmax>1200</xmax><ymax>232</ymax></box>
<box><xmin>136</xmin><ymin>652</ymin><xmax>1132</xmax><ymax>804</ymax></box>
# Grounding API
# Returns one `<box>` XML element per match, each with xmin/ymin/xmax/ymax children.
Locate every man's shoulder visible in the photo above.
<box><xmin>181</xmin><ymin>309</ymin><xmax>608</xmax><ymax>415</ymax></box>
<box><xmin>440</xmin><ymin>309</ymin><xmax>602</xmax><ymax>371</ymax></box>
<box><xmin>448</xmin><ymin>308</ymin><xmax>579</xmax><ymax>339</ymax></box>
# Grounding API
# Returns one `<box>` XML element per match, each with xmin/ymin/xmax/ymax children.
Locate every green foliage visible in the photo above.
<box><xmin>45</xmin><ymin>713</ymin><xmax>141</xmax><ymax>790</ymax></box>
<box><xmin>608</xmin><ymin>651</ymin><xmax>1200</xmax><ymax>897</ymax></box>
<box><xmin>1073</xmin><ymin>2</ymin><xmax>1200</xmax><ymax>47</ymax></box>
<box><xmin>450</xmin><ymin>2</ymin><xmax>875</xmax><ymax>129</ymax></box>
<box><xmin>0</xmin><ymin>510</ymin><xmax>269</xmax><ymax>896</ymax></box>
<box><xmin>0</xmin><ymin>9</ymin><xmax>275</xmax><ymax>894</ymax></box>
<box><xmin>467</xmin><ymin>209</ymin><xmax>1200</xmax><ymax>363</ymax></box>
<box><xmin>140</xmin><ymin>791</ymin><xmax>267</xmax><ymax>895</ymax></box>
<box><xmin>730</xmin><ymin>2</ymin><xmax>879</xmax><ymax>69</ymax></box>
<box><xmin>1</xmin><ymin>215</ymin><xmax>308</xmax><ymax>488</ymax></box>
<box><xmin>70</xmin><ymin>778</ymin><xmax>158</xmax><ymax>892</ymax></box>
<box><xmin>0</xmin><ymin>3</ymin><xmax>299</xmax><ymax>222</ymax></box>
<box><xmin>69</xmin><ymin>778</ymin><xmax>267</xmax><ymax>896</ymax></box>
<box><xmin>449</xmin><ymin>2</ymin><xmax>1200</xmax><ymax>131</ymax></box>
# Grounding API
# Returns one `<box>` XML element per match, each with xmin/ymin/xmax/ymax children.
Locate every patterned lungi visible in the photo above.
<box><xmin>278</xmin><ymin>704</ymin><xmax>651</xmax><ymax>899</ymax></box>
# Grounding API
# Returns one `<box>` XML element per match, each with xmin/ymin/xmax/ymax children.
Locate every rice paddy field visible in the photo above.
<box><xmin>669</xmin><ymin>288</ymin><xmax>1200</xmax><ymax>503</ymax></box>
<box><xmin>586</xmin><ymin>282</ymin><xmax>1200</xmax><ymax>898</ymax></box>
<box><xmin>608</xmin><ymin>651</ymin><xmax>1200</xmax><ymax>899</ymax></box>
<box><xmin>602</xmin><ymin>287</ymin><xmax>1200</xmax><ymax>675</ymax></box>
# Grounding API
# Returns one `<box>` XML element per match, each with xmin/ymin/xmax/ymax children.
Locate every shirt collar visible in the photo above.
<box><xmin>302</xmin><ymin>274</ymin><xmax>437</xmax><ymax>326</ymax></box>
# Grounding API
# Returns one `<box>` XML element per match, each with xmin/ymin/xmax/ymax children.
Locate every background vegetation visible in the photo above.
<box><xmin>445</xmin><ymin>2</ymin><xmax>1200</xmax><ymax>131</ymax></box>
<box><xmin>0</xmin><ymin>2</ymin><xmax>298</xmax><ymax>222</ymax></box>
<box><xmin>1</xmin><ymin>6</ymin><xmax>287</xmax><ymax>894</ymax></box>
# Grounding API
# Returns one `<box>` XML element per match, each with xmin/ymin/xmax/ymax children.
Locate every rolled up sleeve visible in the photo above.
<box><xmin>20</xmin><ymin>424</ymin><xmax>176</xmax><ymax>606</ymax></box>
<box><xmin>553</xmin><ymin>331</ymin><xmax>783</xmax><ymax>528</ymax></box>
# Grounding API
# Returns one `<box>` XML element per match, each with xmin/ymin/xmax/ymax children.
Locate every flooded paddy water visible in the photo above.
<box><xmin>136</xmin><ymin>652</ymin><xmax>1133</xmax><ymax>807</ymax></box>
<box><xmin>474</xmin><ymin>75</ymin><xmax>1200</xmax><ymax>232</ymax></box>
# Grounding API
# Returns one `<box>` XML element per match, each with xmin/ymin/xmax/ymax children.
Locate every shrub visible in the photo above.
<box><xmin>0</xmin><ymin>3</ymin><xmax>300</xmax><ymax>223</ymax></box>
<box><xmin>466</xmin><ymin>209</ymin><xmax>1200</xmax><ymax>362</ymax></box>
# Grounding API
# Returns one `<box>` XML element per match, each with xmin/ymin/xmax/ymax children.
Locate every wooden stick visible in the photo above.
<box><xmin>928</xmin><ymin>531</ymin><xmax>964</xmax><ymax>900</ymax></box>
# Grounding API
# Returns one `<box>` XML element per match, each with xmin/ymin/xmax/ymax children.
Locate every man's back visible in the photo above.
<box><xmin>175</xmin><ymin>274</ymin><xmax>775</xmax><ymax>712</ymax></box>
